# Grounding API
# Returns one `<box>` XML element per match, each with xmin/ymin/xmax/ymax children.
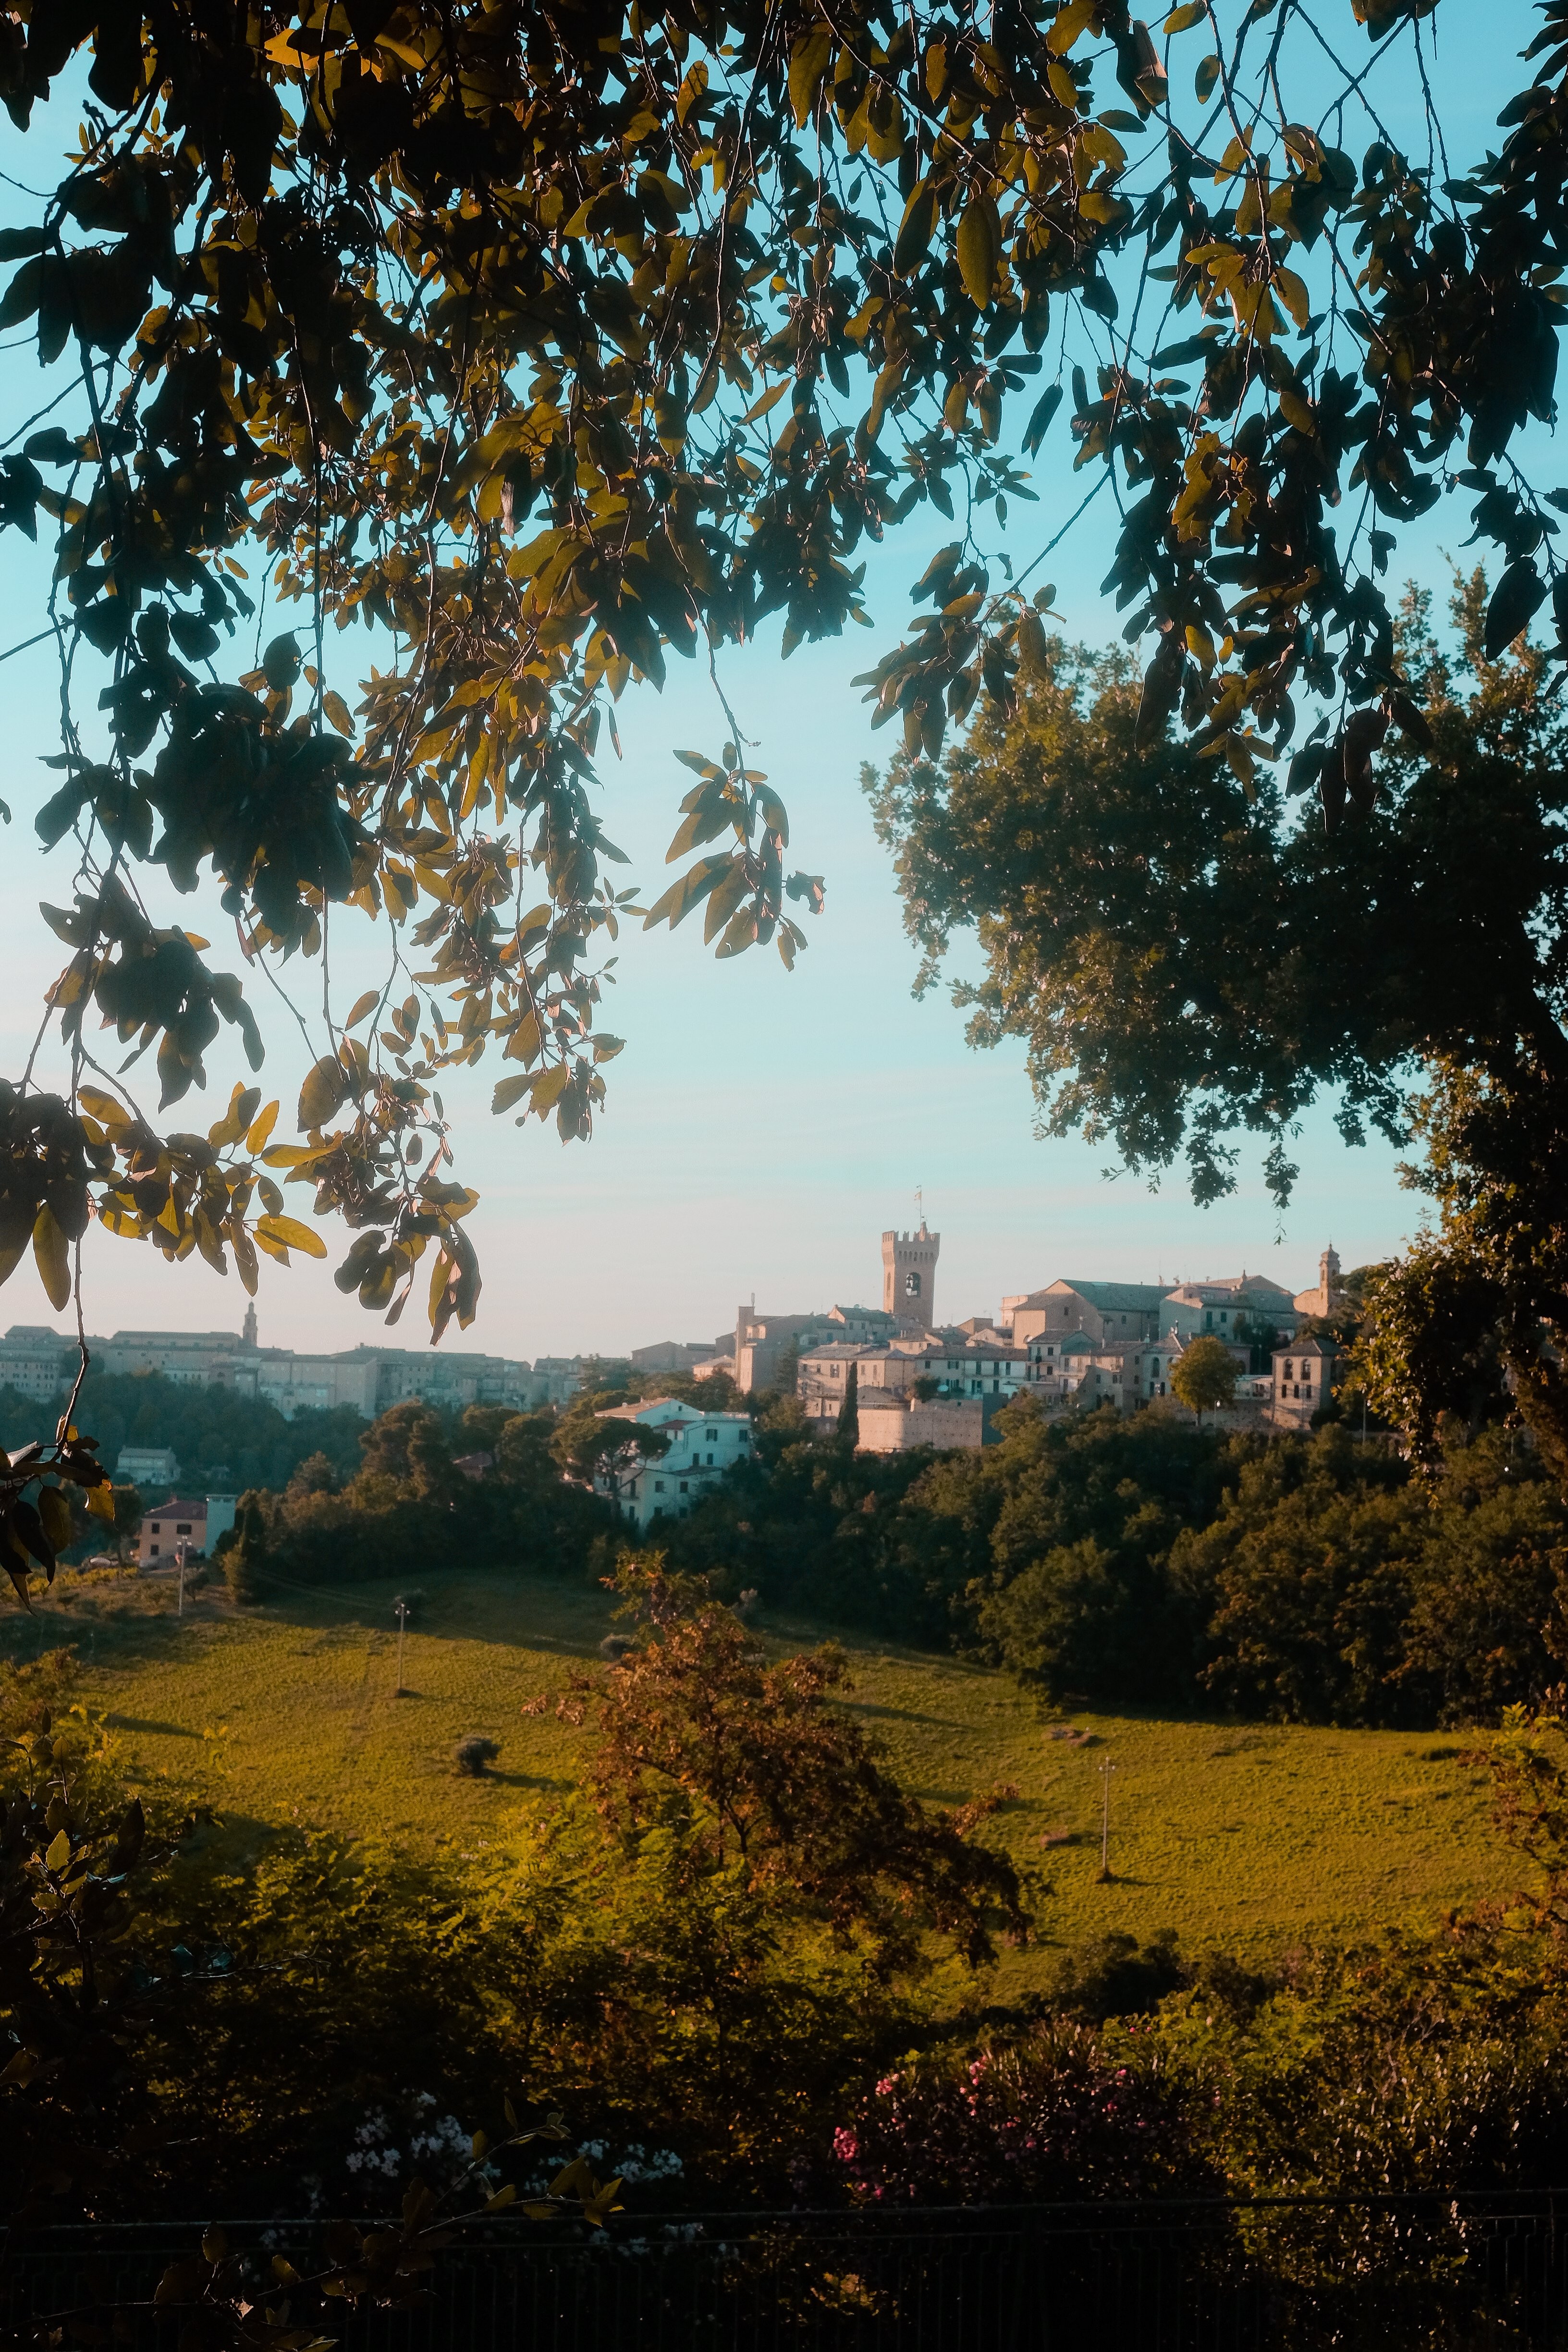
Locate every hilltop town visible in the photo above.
<box><xmin>0</xmin><ymin>1220</ymin><xmax>1351</xmax><ymax>1551</ymax></box>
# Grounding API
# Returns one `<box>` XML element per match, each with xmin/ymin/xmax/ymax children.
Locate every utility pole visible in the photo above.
<box><xmin>1096</xmin><ymin>1757</ymin><xmax>1117</xmax><ymax>1883</ymax></box>
<box><xmin>176</xmin><ymin>1541</ymin><xmax>187</xmax><ymax>1617</ymax></box>
<box><xmin>394</xmin><ymin>1598</ymin><xmax>409</xmax><ymax>1695</ymax></box>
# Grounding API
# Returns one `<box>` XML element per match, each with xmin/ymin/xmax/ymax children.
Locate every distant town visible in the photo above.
<box><xmin>0</xmin><ymin>1219</ymin><xmax>1352</xmax><ymax>1553</ymax></box>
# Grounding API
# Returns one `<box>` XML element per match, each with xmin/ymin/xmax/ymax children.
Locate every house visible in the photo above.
<box><xmin>137</xmin><ymin>1493</ymin><xmax>237</xmax><ymax>1566</ymax></box>
<box><xmin>1271</xmin><ymin>1337</ymin><xmax>1342</xmax><ymax>1431</ymax></box>
<box><xmin>597</xmin><ymin>1399</ymin><xmax>754</xmax><ymax>1530</ymax></box>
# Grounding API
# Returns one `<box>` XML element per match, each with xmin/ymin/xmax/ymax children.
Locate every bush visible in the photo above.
<box><xmin>454</xmin><ymin>1735</ymin><xmax>500</xmax><ymax>1776</ymax></box>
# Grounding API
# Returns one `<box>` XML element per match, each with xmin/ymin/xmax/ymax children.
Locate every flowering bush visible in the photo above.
<box><xmin>832</xmin><ymin>2023</ymin><xmax>1215</xmax><ymax>2205</ymax></box>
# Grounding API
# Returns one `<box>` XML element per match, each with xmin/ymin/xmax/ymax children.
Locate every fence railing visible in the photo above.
<box><xmin>5</xmin><ymin>2191</ymin><xmax>1568</xmax><ymax>2352</ymax></box>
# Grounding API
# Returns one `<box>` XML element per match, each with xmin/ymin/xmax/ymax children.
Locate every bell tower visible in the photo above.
<box><xmin>882</xmin><ymin>1217</ymin><xmax>940</xmax><ymax>1334</ymax></box>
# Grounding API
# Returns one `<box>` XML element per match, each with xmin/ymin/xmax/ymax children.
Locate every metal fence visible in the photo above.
<box><xmin>6</xmin><ymin>2192</ymin><xmax>1568</xmax><ymax>2352</ymax></box>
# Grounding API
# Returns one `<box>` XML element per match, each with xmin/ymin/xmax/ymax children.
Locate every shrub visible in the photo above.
<box><xmin>598</xmin><ymin>1633</ymin><xmax>635</xmax><ymax>1663</ymax></box>
<box><xmin>454</xmin><ymin>1735</ymin><xmax>500</xmax><ymax>1776</ymax></box>
<box><xmin>832</xmin><ymin>2021</ymin><xmax>1213</xmax><ymax>2205</ymax></box>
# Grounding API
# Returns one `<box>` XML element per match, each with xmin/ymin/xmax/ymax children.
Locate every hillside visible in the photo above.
<box><xmin>1</xmin><ymin>1563</ymin><xmax>1519</xmax><ymax>1977</ymax></box>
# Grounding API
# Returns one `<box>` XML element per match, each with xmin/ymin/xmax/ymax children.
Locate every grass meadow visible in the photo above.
<box><xmin>0</xmin><ymin>1562</ymin><xmax>1519</xmax><ymax>1983</ymax></box>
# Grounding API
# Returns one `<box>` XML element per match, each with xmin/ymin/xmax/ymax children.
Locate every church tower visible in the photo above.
<box><xmin>242</xmin><ymin>1301</ymin><xmax>258</xmax><ymax>1350</ymax></box>
<box><xmin>882</xmin><ymin>1218</ymin><xmax>940</xmax><ymax>1334</ymax></box>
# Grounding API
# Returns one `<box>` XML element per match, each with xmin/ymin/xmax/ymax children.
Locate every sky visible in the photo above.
<box><xmin>0</xmin><ymin>4</ymin><xmax>1543</xmax><ymax>1359</ymax></box>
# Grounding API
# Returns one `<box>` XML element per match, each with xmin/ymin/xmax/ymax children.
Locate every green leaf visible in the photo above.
<box><xmin>262</xmin><ymin>631</ymin><xmax>302</xmax><ymax>690</ymax></box>
<box><xmin>788</xmin><ymin>24</ymin><xmax>833</xmax><ymax>126</ymax></box>
<box><xmin>1022</xmin><ymin>382</ymin><xmax>1063</xmax><ymax>455</ymax></box>
<box><xmin>1195</xmin><ymin>53</ymin><xmax>1221</xmax><ymax>101</ymax></box>
<box><xmin>298</xmin><ymin>1055</ymin><xmax>349</xmax><ymax>1130</ymax></box>
<box><xmin>957</xmin><ymin>202</ymin><xmax>1001</xmax><ymax>309</ymax></box>
<box><xmin>894</xmin><ymin>182</ymin><xmax>936</xmax><ymax>277</ymax></box>
<box><xmin>255</xmin><ymin>1213</ymin><xmax>328</xmax><ymax>1259</ymax></box>
<box><xmin>31</xmin><ymin>1206</ymin><xmax>70</xmax><ymax>1311</ymax></box>
<box><xmin>1162</xmin><ymin>2</ymin><xmax>1207</xmax><ymax>29</ymax></box>
<box><xmin>45</xmin><ymin>1828</ymin><xmax>70</xmax><ymax>1873</ymax></box>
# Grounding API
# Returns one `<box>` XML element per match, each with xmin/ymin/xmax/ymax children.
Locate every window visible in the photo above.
<box><xmin>176</xmin><ymin>1522</ymin><xmax>192</xmax><ymax>1535</ymax></box>
<box><xmin>706</xmin><ymin>1429</ymin><xmax>718</xmax><ymax>1442</ymax></box>
<box><xmin>678</xmin><ymin>1480</ymin><xmax>688</xmax><ymax>1494</ymax></box>
<box><xmin>707</xmin><ymin>1452</ymin><xmax>714</xmax><ymax>1465</ymax></box>
<box><xmin>151</xmin><ymin>1521</ymin><xmax>161</xmax><ymax>1533</ymax></box>
<box><xmin>150</xmin><ymin>1543</ymin><xmax>159</xmax><ymax>1557</ymax></box>
<box><xmin>654</xmin><ymin>1479</ymin><xmax>665</xmax><ymax>1493</ymax></box>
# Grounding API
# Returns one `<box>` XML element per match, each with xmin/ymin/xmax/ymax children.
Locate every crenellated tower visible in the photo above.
<box><xmin>882</xmin><ymin>1218</ymin><xmax>940</xmax><ymax>1333</ymax></box>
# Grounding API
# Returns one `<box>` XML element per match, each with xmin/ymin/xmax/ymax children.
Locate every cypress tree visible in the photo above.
<box><xmin>836</xmin><ymin>1361</ymin><xmax>859</xmax><ymax>1451</ymax></box>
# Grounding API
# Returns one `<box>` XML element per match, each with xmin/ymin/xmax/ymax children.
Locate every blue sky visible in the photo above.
<box><xmin>0</xmin><ymin>4</ymin><xmax>1543</xmax><ymax>1357</ymax></box>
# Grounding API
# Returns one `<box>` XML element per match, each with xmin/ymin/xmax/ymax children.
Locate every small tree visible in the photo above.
<box><xmin>454</xmin><ymin>1735</ymin><xmax>501</xmax><ymax>1776</ymax></box>
<box><xmin>109</xmin><ymin>1484</ymin><xmax>143</xmax><ymax>1565</ymax></box>
<box><xmin>223</xmin><ymin>1494</ymin><xmax>270</xmax><ymax>1607</ymax></box>
<box><xmin>1170</xmin><ymin>1337</ymin><xmax>1238</xmax><ymax>1430</ymax></box>
<box><xmin>551</xmin><ymin>1401</ymin><xmax>670</xmax><ymax>1500</ymax></box>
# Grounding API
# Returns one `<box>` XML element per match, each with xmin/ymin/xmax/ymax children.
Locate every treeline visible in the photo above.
<box><xmin>225</xmin><ymin>1399</ymin><xmax>614</xmax><ymax>1593</ymax></box>
<box><xmin>659</xmin><ymin>1397</ymin><xmax>1566</xmax><ymax>1730</ymax></box>
<box><xmin>0</xmin><ymin>1370</ymin><xmax>367</xmax><ymax>1495</ymax></box>
<box><xmin>82</xmin><ymin>1355</ymin><xmax>1567</xmax><ymax>1733</ymax></box>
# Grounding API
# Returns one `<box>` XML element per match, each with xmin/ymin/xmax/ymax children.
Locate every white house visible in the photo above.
<box><xmin>596</xmin><ymin>1398</ymin><xmax>754</xmax><ymax>1529</ymax></box>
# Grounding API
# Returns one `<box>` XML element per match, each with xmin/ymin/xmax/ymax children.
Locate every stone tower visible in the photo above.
<box><xmin>242</xmin><ymin>1301</ymin><xmax>258</xmax><ymax>1350</ymax></box>
<box><xmin>1320</xmin><ymin>1244</ymin><xmax>1343</xmax><ymax>1311</ymax></box>
<box><xmin>882</xmin><ymin>1219</ymin><xmax>940</xmax><ymax>1333</ymax></box>
<box><xmin>1292</xmin><ymin>1244</ymin><xmax>1343</xmax><ymax>1320</ymax></box>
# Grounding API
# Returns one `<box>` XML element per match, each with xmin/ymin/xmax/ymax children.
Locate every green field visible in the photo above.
<box><xmin>1</xmin><ymin>1564</ymin><xmax>1520</xmax><ymax>1978</ymax></box>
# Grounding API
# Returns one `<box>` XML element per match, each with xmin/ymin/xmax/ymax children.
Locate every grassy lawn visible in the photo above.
<box><xmin>1</xmin><ymin>1564</ymin><xmax>1519</xmax><ymax>1978</ymax></box>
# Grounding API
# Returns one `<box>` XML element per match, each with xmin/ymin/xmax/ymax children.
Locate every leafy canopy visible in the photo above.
<box><xmin>0</xmin><ymin>0</ymin><xmax>1557</xmax><ymax>1382</ymax></box>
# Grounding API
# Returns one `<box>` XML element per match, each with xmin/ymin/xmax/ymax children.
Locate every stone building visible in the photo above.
<box><xmin>1160</xmin><ymin>1273</ymin><xmax>1298</xmax><ymax>1349</ymax></box>
<box><xmin>1006</xmin><ymin>1279</ymin><xmax>1169</xmax><ymax>1346</ymax></box>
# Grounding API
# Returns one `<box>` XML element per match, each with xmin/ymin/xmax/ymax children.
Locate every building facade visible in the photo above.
<box><xmin>116</xmin><ymin>1446</ymin><xmax>180</xmax><ymax>1488</ymax></box>
<box><xmin>1271</xmin><ymin>1336</ymin><xmax>1341</xmax><ymax>1430</ymax></box>
<box><xmin>137</xmin><ymin>1492</ymin><xmax>237</xmax><ymax>1565</ymax></box>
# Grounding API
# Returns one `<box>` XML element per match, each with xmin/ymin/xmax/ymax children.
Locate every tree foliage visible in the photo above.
<box><xmin>547</xmin><ymin>1559</ymin><xmax>1031</xmax><ymax>1973</ymax></box>
<box><xmin>870</xmin><ymin>576</ymin><xmax>1568</xmax><ymax>1472</ymax></box>
<box><xmin>1170</xmin><ymin>1333</ymin><xmax>1238</xmax><ymax>1422</ymax></box>
<box><xmin>0</xmin><ymin>0</ymin><xmax>1559</xmax><ymax>1377</ymax></box>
